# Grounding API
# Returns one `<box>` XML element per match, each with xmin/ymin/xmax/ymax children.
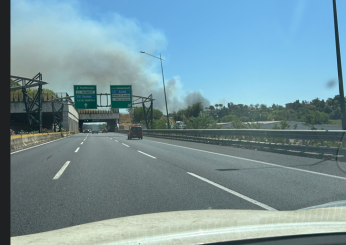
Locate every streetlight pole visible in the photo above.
<box><xmin>140</xmin><ymin>51</ymin><xmax>170</xmax><ymax>129</ymax></box>
<box><xmin>332</xmin><ymin>0</ymin><xmax>346</xmax><ymax>130</ymax></box>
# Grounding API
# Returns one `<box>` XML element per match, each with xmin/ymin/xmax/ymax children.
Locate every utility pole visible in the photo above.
<box><xmin>160</xmin><ymin>53</ymin><xmax>170</xmax><ymax>129</ymax></box>
<box><xmin>332</xmin><ymin>0</ymin><xmax>346</xmax><ymax>130</ymax></box>
<box><xmin>140</xmin><ymin>51</ymin><xmax>170</xmax><ymax>129</ymax></box>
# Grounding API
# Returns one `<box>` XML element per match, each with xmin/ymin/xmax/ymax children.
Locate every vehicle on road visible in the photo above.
<box><xmin>102</xmin><ymin>129</ymin><xmax>107</xmax><ymax>133</ymax></box>
<box><xmin>83</xmin><ymin>129</ymin><xmax>90</xmax><ymax>133</ymax></box>
<box><xmin>128</xmin><ymin>125</ymin><xmax>142</xmax><ymax>140</ymax></box>
<box><xmin>174</xmin><ymin>121</ymin><xmax>186</xmax><ymax>129</ymax></box>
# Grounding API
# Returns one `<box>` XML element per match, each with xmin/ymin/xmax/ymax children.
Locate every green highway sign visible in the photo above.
<box><xmin>110</xmin><ymin>85</ymin><xmax>132</xmax><ymax>109</ymax></box>
<box><xmin>74</xmin><ymin>85</ymin><xmax>97</xmax><ymax>109</ymax></box>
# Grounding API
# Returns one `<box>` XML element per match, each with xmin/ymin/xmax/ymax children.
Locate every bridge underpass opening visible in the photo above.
<box><xmin>78</xmin><ymin>109</ymin><xmax>119</xmax><ymax>133</ymax></box>
<box><xmin>81</xmin><ymin>122</ymin><xmax>106</xmax><ymax>132</ymax></box>
<box><xmin>11</xmin><ymin>112</ymin><xmax>57</xmax><ymax>133</ymax></box>
<box><xmin>80</xmin><ymin>119</ymin><xmax>117</xmax><ymax>133</ymax></box>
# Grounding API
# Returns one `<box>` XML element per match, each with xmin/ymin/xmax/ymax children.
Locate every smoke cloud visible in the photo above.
<box><xmin>10</xmin><ymin>0</ymin><xmax>210</xmax><ymax>113</ymax></box>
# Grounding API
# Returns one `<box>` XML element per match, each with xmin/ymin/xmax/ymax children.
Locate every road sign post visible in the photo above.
<box><xmin>74</xmin><ymin>85</ymin><xmax>97</xmax><ymax>109</ymax></box>
<box><xmin>110</xmin><ymin>85</ymin><xmax>132</xmax><ymax>109</ymax></box>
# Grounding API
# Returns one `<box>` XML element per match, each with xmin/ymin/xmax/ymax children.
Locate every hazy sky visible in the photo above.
<box><xmin>11</xmin><ymin>0</ymin><xmax>346</xmax><ymax>113</ymax></box>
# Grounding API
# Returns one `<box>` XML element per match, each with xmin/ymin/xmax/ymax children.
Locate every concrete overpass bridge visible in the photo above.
<box><xmin>10</xmin><ymin>100</ymin><xmax>80</xmax><ymax>132</ymax></box>
<box><xmin>10</xmin><ymin>100</ymin><xmax>120</xmax><ymax>132</ymax></box>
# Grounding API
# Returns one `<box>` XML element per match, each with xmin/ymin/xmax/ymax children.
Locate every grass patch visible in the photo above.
<box><xmin>326</xmin><ymin>119</ymin><xmax>342</xmax><ymax>126</ymax></box>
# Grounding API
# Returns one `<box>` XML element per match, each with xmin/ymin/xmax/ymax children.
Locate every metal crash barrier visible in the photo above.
<box><xmin>119</xmin><ymin>129</ymin><xmax>346</xmax><ymax>161</ymax></box>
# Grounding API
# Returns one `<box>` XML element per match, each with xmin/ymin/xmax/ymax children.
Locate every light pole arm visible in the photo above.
<box><xmin>141</xmin><ymin>52</ymin><xmax>165</xmax><ymax>61</ymax></box>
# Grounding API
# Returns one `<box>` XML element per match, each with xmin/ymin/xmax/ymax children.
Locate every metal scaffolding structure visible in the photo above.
<box><xmin>133</xmin><ymin>94</ymin><xmax>154</xmax><ymax>129</ymax></box>
<box><xmin>46</xmin><ymin>93</ymin><xmax>75</xmax><ymax>132</ymax></box>
<box><xmin>10</xmin><ymin>73</ymin><xmax>48</xmax><ymax>133</ymax></box>
<box><xmin>52</xmin><ymin>101</ymin><xmax>64</xmax><ymax>132</ymax></box>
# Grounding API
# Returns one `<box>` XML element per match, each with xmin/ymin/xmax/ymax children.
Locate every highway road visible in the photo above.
<box><xmin>11</xmin><ymin>132</ymin><xmax>346</xmax><ymax>237</ymax></box>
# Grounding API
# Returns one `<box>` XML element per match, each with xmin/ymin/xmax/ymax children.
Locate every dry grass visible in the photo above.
<box><xmin>119</xmin><ymin>113</ymin><xmax>132</xmax><ymax>129</ymax></box>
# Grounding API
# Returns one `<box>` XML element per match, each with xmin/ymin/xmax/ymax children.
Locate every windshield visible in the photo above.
<box><xmin>10</xmin><ymin>0</ymin><xmax>346</xmax><ymax>242</ymax></box>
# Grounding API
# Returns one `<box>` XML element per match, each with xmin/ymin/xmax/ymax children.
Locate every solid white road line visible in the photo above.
<box><xmin>53</xmin><ymin>161</ymin><xmax>71</xmax><ymax>180</ymax></box>
<box><xmin>138</xmin><ymin>151</ymin><xmax>156</xmax><ymax>159</ymax></box>
<box><xmin>187</xmin><ymin>172</ymin><xmax>276</xmax><ymax>211</ymax></box>
<box><xmin>148</xmin><ymin>140</ymin><xmax>346</xmax><ymax>181</ymax></box>
<box><xmin>81</xmin><ymin>142</ymin><xmax>84</xmax><ymax>145</ymax></box>
<box><xmin>122</xmin><ymin>143</ymin><xmax>129</xmax><ymax>147</ymax></box>
<box><xmin>75</xmin><ymin>147</ymin><xmax>80</xmax><ymax>152</ymax></box>
<box><xmin>10</xmin><ymin>137</ymin><xmax>68</xmax><ymax>154</ymax></box>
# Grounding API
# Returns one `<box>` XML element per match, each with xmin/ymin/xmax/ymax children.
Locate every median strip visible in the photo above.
<box><xmin>122</xmin><ymin>143</ymin><xmax>129</xmax><ymax>147</ymax></box>
<box><xmin>187</xmin><ymin>172</ymin><xmax>276</xmax><ymax>211</ymax></box>
<box><xmin>75</xmin><ymin>147</ymin><xmax>80</xmax><ymax>152</ymax></box>
<box><xmin>53</xmin><ymin>161</ymin><xmax>71</xmax><ymax>180</ymax></box>
<box><xmin>138</xmin><ymin>151</ymin><xmax>156</xmax><ymax>159</ymax></box>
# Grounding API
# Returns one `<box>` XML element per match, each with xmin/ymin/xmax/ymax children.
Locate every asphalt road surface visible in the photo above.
<box><xmin>11</xmin><ymin>132</ymin><xmax>346</xmax><ymax>237</ymax></box>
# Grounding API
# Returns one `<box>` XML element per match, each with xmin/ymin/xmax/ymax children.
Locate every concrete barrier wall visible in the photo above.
<box><xmin>63</xmin><ymin>103</ymin><xmax>79</xmax><ymax>132</ymax></box>
<box><xmin>10</xmin><ymin>132</ymin><xmax>78</xmax><ymax>152</ymax></box>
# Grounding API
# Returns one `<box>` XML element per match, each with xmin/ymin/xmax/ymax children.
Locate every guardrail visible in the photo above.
<box><xmin>10</xmin><ymin>131</ymin><xmax>79</xmax><ymax>139</ymax></box>
<box><xmin>119</xmin><ymin>129</ymin><xmax>346</xmax><ymax>161</ymax></box>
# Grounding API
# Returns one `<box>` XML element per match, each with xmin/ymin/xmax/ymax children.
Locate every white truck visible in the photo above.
<box><xmin>175</xmin><ymin>121</ymin><xmax>186</xmax><ymax>129</ymax></box>
<box><xmin>91</xmin><ymin>125</ymin><xmax>99</xmax><ymax>134</ymax></box>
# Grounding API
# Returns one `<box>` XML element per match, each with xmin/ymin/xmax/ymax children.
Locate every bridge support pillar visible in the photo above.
<box><xmin>108</xmin><ymin>120</ymin><xmax>116</xmax><ymax>132</ymax></box>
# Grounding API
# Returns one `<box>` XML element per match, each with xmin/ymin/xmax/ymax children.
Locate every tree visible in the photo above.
<box><xmin>260</xmin><ymin>104</ymin><xmax>267</xmax><ymax>110</ymax></box>
<box><xmin>231</xmin><ymin>117</ymin><xmax>247</xmax><ymax>129</ymax></box>
<box><xmin>132</xmin><ymin>107</ymin><xmax>144</xmax><ymax>123</ymax></box>
<box><xmin>184</xmin><ymin>114</ymin><xmax>220</xmax><ymax>129</ymax></box>
<box><xmin>311</xmin><ymin>97</ymin><xmax>321</xmax><ymax>108</ymax></box>
<box><xmin>99</xmin><ymin>124</ymin><xmax>107</xmax><ymax>130</ymax></box>
<box><xmin>280</xmin><ymin>120</ymin><xmax>290</xmax><ymax>129</ymax></box>
<box><xmin>153</xmin><ymin>109</ymin><xmax>163</xmax><ymax>120</ymax></box>
<box><xmin>11</xmin><ymin>86</ymin><xmax>59</xmax><ymax>100</ymax></box>
<box><xmin>304</xmin><ymin>111</ymin><xmax>329</xmax><ymax>125</ymax></box>
<box><xmin>246</xmin><ymin>119</ymin><xmax>260</xmax><ymax>129</ymax></box>
<box><xmin>190</xmin><ymin>102</ymin><xmax>203</xmax><ymax>117</ymax></box>
<box><xmin>323</xmin><ymin>105</ymin><xmax>332</xmax><ymax>114</ymax></box>
<box><xmin>153</xmin><ymin>118</ymin><xmax>168</xmax><ymax>129</ymax></box>
<box><xmin>272</xmin><ymin>123</ymin><xmax>280</xmax><ymax>129</ymax></box>
<box><xmin>220</xmin><ymin>114</ymin><xmax>238</xmax><ymax>122</ymax></box>
<box><xmin>291</xmin><ymin>100</ymin><xmax>302</xmax><ymax>111</ymax></box>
